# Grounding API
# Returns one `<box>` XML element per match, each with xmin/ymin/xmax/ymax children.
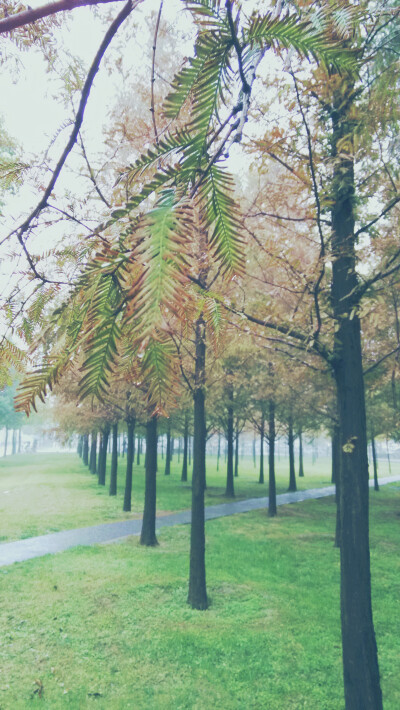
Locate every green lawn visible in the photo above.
<box><xmin>0</xmin><ymin>486</ymin><xmax>399</xmax><ymax>709</ymax></box>
<box><xmin>0</xmin><ymin>449</ymin><xmax>345</xmax><ymax>542</ymax></box>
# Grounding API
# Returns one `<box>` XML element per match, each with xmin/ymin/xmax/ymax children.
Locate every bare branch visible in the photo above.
<box><xmin>0</xmin><ymin>0</ymin><xmax>137</xmax><ymax>34</ymax></box>
<box><xmin>150</xmin><ymin>1</ymin><xmax>164</xmax><ymax>148</ymax></box>
<box><xmin>8</xmin><ymin>0</ymin><xmax>137</xmax><ymax>279</ymax></box>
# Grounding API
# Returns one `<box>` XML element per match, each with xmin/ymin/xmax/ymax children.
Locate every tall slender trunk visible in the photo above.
<box><xmin>234</xmin><ymin>424</ymin><xmax>239</xmax><ymax>478</ymax></box>
<box><xmin>287</xmin><ymin>411</ymin><xmax>296</xmax><ymax>492</ymax></box>
<box><xmin>259</xmin><ymin>411</ymin><xmax>264</xmax><ymax>484</ymax></box>
<box><xmin>370</xmin><ymin>427</ymin><xmax>379</xmax><ymax>492</ymax></box>
<box><xmin>18</xmin><ymin>428</ymin><xmax>22</xmax><ymax>454</ymax></box>
<box><xmin>89</xmin><ymin>432</ymin><xmax>97</xmax><ymax>474</ymax></box>
<box><xmin>82</xmin><ymin>434</ymin><xmax>89</xmax><ymax>466</ymax></box>
<box><xmin>331</xmin><ymin>81</ymin><xmax>382</xmax><ymax>709</ymax></box>
<box><xmin>188</xmin><ymin>315</ymin><xmax>208</xmax><ymax>610</ymax></box>
<box><xmin>3</xmin><ymin>426</ymin><xmax>8</xmax><ymax>457</ymax></box>
<box><xmin>181</xmin><ymin>413</ymin><xmax>189</xmax><ymax>482</ymax></box>
<box><xmin>225</xmin><ymin>383</ymin><xmax>235</xmax><ymax>497</ymax></box>
<box><xmin>98</xmin><ymin>425</ymin><xmax>110</xmax><ymax>485</ymax></box>
<box><xmin>165</xmin><ymin>420</ymin><xmax>171</xmax><ymax>475</ymax></box>
<box><xmin>178</xmin><ymin>437</ymin><xmax>181</xmax><ymax>463</ymax></box>
<box><xmin>188</xmin><ymin>435</ymin><xmax>191</xmax><ymax>467</ymax></box>
<box><xmin>298</xmin><ymin>428</ymin><xmax>304</xmax><ymax>477</ymax></box>
<box><xmin>109</xmin><ymin>422</ymin><xmax>119</xmax><ymax>496</ymax></box>
<box><xmin>136</xmin><ymin>435</ymin><xmax>141</xmax><ymax>466</ymax></box>
<box><xmin>11</xmin><ymin>429</ymin><xmax>17</xmax><ymax>455</ymax></box>
<box><xmin>386</xmin><ymin>439</ymin><xmax>391</xmax><ymax>474</ymax></box>
<box><xmin>77</xmin><ymin>435</ymin><xmax>83</xmax><ymax>458</ymax></box>
<box><xmin>268</xmin><ymin>398</ymin><xmax>277</xmax><ymax>517</ymax></box>
<box><xmin>123</xmin><ymin>418</ymin><xmax>135</xmax><ymax>512</ymax></box>
<box><xmin>216</xmin><ymin>431</ymin><xmax>221</xmax><ymax>472</ymax></box>
<box><xmin>253</xmin><ymin>434</ymin><xmax>256</xmax><ymax>468</ymax></box>
<box><xmin>140</xmin><ymin>416</ymin><xmax>158</xmax><ymax>546</ymax></box>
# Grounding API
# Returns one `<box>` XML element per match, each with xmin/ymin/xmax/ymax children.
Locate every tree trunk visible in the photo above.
<box><xmin>287</xmin><ymin>412</ymin><xmax>296</xmax><ymax>492</ymax></box>
<box><xmin>253</xmin><ymin>434</ymin><xmax>256</xmax><ymax>468</ymax></box>
<box><xmin>234</xmin><ymin>424</ymin><xmax>239</xmax><ymax>478</ymax></box>
<box><xmin>123</xmin><ymin>418</ymin><xmax>135</xmax><ymax>512</ymax></box>
<box><xmin>181</xmin><ymin>413</ymin><xmax>189</xmax><ymax>482</ymax></box>
<box><xmin>82</xmin><ymin>434</ymin><xmax>89</xmax><ymax>466</ymax></box>
<box><xmin>225</xmin><ymin>384</ymin><xmax>235</xmax><ymax>497</ymax></box>
<box><xmin>216</xmin><ymin>431</ymin><xmax>221</xmax><ymax>472</ymax></box>
<box><xmin>140</xmin><ymin>416</ymin><xmax>158</xmax><ymax>546</ymax></box>
<box><xmin>188</xmin><ymin>315</ymin><xmax>208</xmax><ymax>610</ymax></box>
<box><xmin>331</xmin><ymin>82</ymin><xmax>382</xmax><ymax>710</ymax></box>
<box><xmin>136</xmin><ymin>435</ymin><xmax>141</xmax><ymax>466</ymax></box>
<box><xmin>109</xmin><ymin>422</ymin><xmax>119</xmax><ymax>496</ymax></box>
<box><xmin>77</xmin><ymin>435</ymin><xmax>83</xmax><ymax>458</ymax></box>
<box><xmin>89</xmin><ymin>432</ymin><xmax>97</xmax><ymax>474</ymax></box>
<box><xmin>164</xmin><ymin>420</ymin><xmax>171</xmax><ymax>475</ymax></box>
<box><xmin>18</xmin><ymin>428</ymin><xmax>22</xmax><ymax>454</ymax></box>
<box><xmin>3</xmin><ymin>426</ymin><xmax>8</xmax><ymax>457</ymax></box>
<box><xmin>298</xmin><ymin>428</ymin><xmax>304</xmax><ymax>477</ymax></box>
<box><xmin>11</xmin><ymin>429</ymin><xmax>17</xmax><ymax>455</ymax></box>
<box><xmin>259</xmin><ymin>412</ymin><xmax>264</xmax><ymax>484</ymax></box>
<box><xmin>268</xmin><ymin>398</ymin><xmax>277</xmax><ymax>517</ymax></box>
<box><xmin>370</xmin><ymin>427</ymin><xmax>379</xmax><ymax>492</ymax></box>
<box><xmin>98</xmin><ymin>425</ymin><xmax>110</xmax><ymax>485</ymax></box>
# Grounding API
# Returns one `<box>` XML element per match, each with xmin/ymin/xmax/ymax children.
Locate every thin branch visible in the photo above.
<box><xmin>291</xmin><ymin>71</ymin><xmax>326</xmax><ymax>340</ymax></box>
<box><xmin>363</xmin><ymin>346</ymin><xmax>400</xmax><ymax>376</ymax></box>
<box><xmin>354</xmin><ymin>196</ymin><xmax>400</xmax><ymax>239</ymax></box>
<box><xmin>0</xmin><ymin>0</ymin><xmax>136</xmax><ymax>34</ymax></box>
<box><xmin>9</xmin><ymin>0</ymin><xmax>137</xmax><ymax>278</ymax></box>
<box><xmin>78</xmin><ymin>134</ymin><xmax>112</xmax><ymax>208</ymax></box>
<box><xmin>247</xmin><ymin>210</ymin><xmax>331</xmax><ymax>226</ymax></box>
<box><xmin>150</xmin><ymin>1</ymin><xmax>164</xmax><ymax>148</ymax></box>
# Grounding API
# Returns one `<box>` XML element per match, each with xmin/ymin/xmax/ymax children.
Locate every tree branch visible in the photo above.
<box><xmin>9</xmin><ymin>0</ymin><xmax>137</xmax><ymax>279</ymax></box>
<box><xmin>0</xmin><ymin>0</ymin><xmax>136</xmax><ymax>34</ymax></box>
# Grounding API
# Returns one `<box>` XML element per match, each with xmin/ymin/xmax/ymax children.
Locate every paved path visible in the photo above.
<box><xmin>1</xmin><ymin>475</ymin><xmax>399</xmax><ymax>568</ymax></box>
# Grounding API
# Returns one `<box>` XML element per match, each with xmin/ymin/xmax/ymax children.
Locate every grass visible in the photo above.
<box><xmin>0</xmin><ymin>485</ymin><xmax>399</xmax><ymax>709</ymax></box>
<box><xmin>0</xmin><ymin>449</ymin><xmax>347</xmax><ymax>542</ymax></box>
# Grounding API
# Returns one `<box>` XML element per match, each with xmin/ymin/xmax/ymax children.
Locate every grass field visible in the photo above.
<box><xmin>0</xmin><ymin>449</ymin><xmax>347</xmax><ymax>542</ymax></box>
<box><xmin>0</xmin><ymin>477</ymin><xmax>399</xmax><ymax>709</ymax></box>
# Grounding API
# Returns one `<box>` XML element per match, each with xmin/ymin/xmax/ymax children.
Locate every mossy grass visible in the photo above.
<box><xmin>0</xmin><ymin>487</ymin><xmax>399</xmax><ymax>708</ymax></box>
<box><xmin>0</xmin><ymin>451</ymin><xmax>396</xmax><ymax>541</ymax></box>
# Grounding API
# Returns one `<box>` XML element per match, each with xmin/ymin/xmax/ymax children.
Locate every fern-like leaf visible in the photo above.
<box><xmin>200</xmin><ymin>165</ymin><xmax>245</xmax><ymax>276</ymax></box>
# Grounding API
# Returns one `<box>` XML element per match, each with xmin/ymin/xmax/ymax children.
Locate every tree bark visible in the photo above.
<box><xmin>82</xmin><ymin>434</ymin><xmax>89</xmax><ymax>466</ymax></box>
<box><xmin>136</xmin><ymin>435</ymin><xmax>141</xmax><ymax>466</ymax></box>
<box><xmin>109</xmin><ymin>422</ymin><xmax>119</xmax><ymax>496</ymax></box>
<box><xmin>98</xmin><ymin>424</ymin><xmax>110</xmax><ymax>485</ymax></box>
<box><xmin>287</xmin><ymin>411</ymin><xmax>296</xmax><ymax>492</ymax></box>
<box><xmin>370</xmin><ymin>428</ymin><xmax>379</xmax><ymax>492</ymax></box>
<box><xmin>225</xmin><ymin>383</ymin><xmax>235</xmax><ymax>497</ymax></box>
<box><xmin>18</xmin><ymin>428</ymin><xmax>22</xmax><ymax>454</ymax></box>
<box><xmin>140</xmin><ymin>416</ymin><xmax>158</xmax><ymax>546</ymax></box>
<box><xmin>234</xmin><ymin>424</ymin><xmax>239</xmax><ymax>478</ymax></box>
<box><xmin>259</xmin><ymin>411</ymin><xmax>265</xmax><ymax>484</ymax></box>
<box><xmin>123</xmin><ymin>418</ymin><xmax>135</xmax><ymax>512</ymax></box>
<box><xmin>188</xmin><ymin>315</ymin><xmax>208</xmax><ymax>610</ymax></box>
<box><xmin>89</xmin><ymin>432</ymin><xmax>97</xmax><ymax>474</ymax></box>
<box><xmin>298</xmin><ymin>428</ymin><xmax>304</xmax><ymax>477</ymax></box>
<box><xmin>331</xmin><ymin>81</ymin><xmax>382</xmax><ymax>710</ymax></box>
<box><xmin>181</xmin><ymin>412</ymin><xmax>189</xmax><ymax>482</ymax></box>
<box><xmin>268</xmin><ymin>398</ymin><xmax>277</xmax><ymax>517</ymax></box>
<box><xmin>3</xmin><ymin>426</ymin><xmax>8</xmax><ymax>457</ymax></box>
<box><xmin>164</xmin><ymin>420</ymin><xmax>171</xmax><ymax>475</ymax></box>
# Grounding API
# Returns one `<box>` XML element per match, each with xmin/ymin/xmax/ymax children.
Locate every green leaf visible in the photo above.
<box><xmin>200</xmin><ymin>165</ymin><xmax>245</xmax><ymax>276</ymax></box>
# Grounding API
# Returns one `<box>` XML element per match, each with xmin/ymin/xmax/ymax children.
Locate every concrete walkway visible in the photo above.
<box><xmin>1</xmin><ymin>475</ymin><xmax>399</xmax><ymax>568</ymax></box>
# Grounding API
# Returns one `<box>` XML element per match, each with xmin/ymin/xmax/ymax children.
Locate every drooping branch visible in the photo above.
<box><xmin>9</xmin><ymin>0</ymin><xmax>137</xmax><ymax>279</ymax></box>
<box><xmin>354</xmin><ymin>196</ymin><xmax>400</xmax><ymax>239</ymax></box>
<box><xmin>0</xmin><ymin>0</ymin><xmax>135</xmax><ymax>34</ymax></box>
